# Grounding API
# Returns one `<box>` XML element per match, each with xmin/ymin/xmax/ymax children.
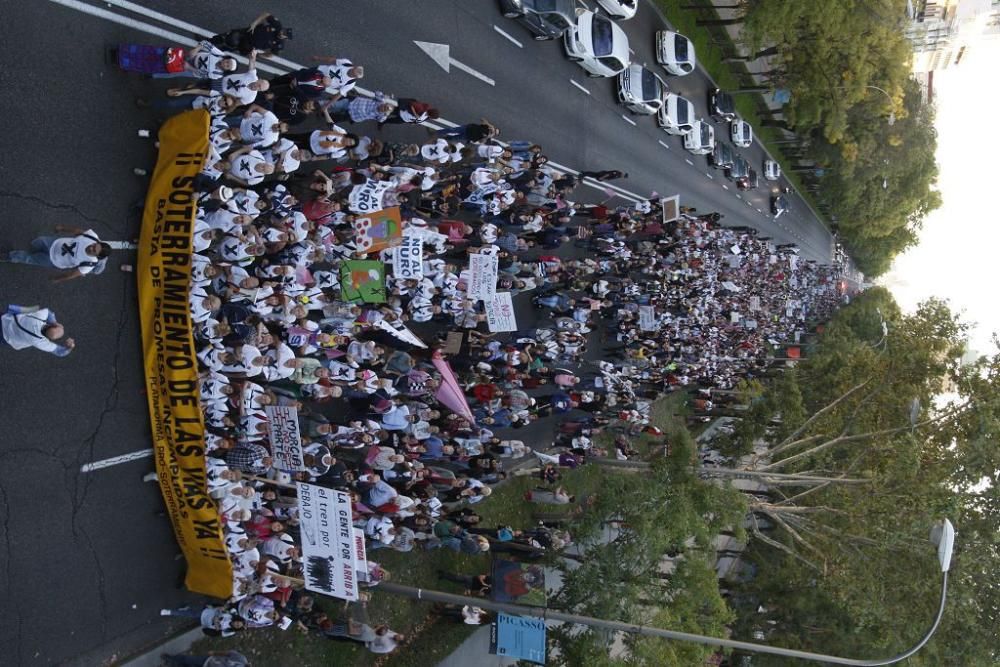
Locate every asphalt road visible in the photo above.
<box><xmin>0</xmin><ymin>1</ymin><xmax>837</xmax><ymax>664</ymax></box>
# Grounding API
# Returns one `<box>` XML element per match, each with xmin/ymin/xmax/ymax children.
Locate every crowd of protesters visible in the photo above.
<box><xmin>1</xmin><ymin>10</ymin><xmax>844</xmax><ymax>659</ymax></box>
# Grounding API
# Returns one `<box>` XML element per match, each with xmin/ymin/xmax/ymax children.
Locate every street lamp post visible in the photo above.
<box><xmin>378</xmin><ymin>520</ymin><xmax>955</xmax><ymax>666</ymax></box>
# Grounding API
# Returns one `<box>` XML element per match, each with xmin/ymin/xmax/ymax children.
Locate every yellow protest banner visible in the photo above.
<box><xmin>137</xmin><ymin>110</ymin><xmax>232</xmax><ymax>598</ymax></box>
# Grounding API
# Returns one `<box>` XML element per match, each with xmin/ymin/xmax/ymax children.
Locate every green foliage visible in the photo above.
<box><xmin>727</xmin><ymin>290</ymin><xmax>998</xmax><ymax>664</ymax></box>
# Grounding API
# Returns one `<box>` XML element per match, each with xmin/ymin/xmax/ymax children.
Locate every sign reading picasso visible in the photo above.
<box><xmin>137</xmin><ymin>110</ymin><xmax>232</xmax><ymax>598</ymax></box>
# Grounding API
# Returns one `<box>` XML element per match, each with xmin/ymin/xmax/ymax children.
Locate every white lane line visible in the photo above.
<box><xmin>621</xmin><ymin>114</ymin><xmax>637</xmax><ymax>126</ymax></box>
<box><xmin>736</xmin><ymin>194</ymin><xmax>742</xmax><ymax>199</ymax></box>
<box><xmin>579</xmin><ymin>0</ymin><xmax>591</xmax><ymax>9</ymax></box>
<box><xmin>705</xmin><ymin>172</ymin><xmax>713</xmax><ymax>179</ymax></box>
<box><xmin>81</xmin><ymin>449</ymin><xmax>154</xmax><ymax>473</ymax></box>
<box><xmin>54</xmin><ymin>0</ymin><xmax>647</xmax><ymax>203</ymax></box>
<box><xmin>493</xmin><ymin>24</ymin><xmax>524</xmax><ymax>47</ymax></box>
<box><xmin>44</xmin><ymin>0</ymin><xmax>286</xmax><ymax>74</ymax></box>
<box><xmin>756</xmin><ymin>208</ymin><xmax>762</xmax><ymax>213</ymax></box>
<box><xmin>685</xmin><ymin>159</ymin><xmax>694</xmax><ymax>166</ymax></box>
<box><xmin>658</xmin><ymin>140</ymin><xmax>670</xmax><ymax>150</ymax></box>
<box><xmin>722</xmin><ymin>184</ymin><xmax>729</xmax><ymax>190</ymax></box>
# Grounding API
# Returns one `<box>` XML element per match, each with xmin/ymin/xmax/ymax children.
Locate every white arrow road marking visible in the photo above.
<box><xmin>414</xmin><ymin>41</ymin><xmax>495</xmax><ymax>85</ymax></box>
<box><xmin>81</xmin><ymin>449</ymin><xmax>154</xmax><ymax>473</ymax></box>
<box><xmin>493</xmin><ymin>24</ymin><xmax>523</xmax><ymax>47</ymax></box>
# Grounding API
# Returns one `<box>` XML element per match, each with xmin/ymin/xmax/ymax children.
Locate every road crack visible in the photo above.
<box><xmin>0</xmin><ymin>191</ymin><xmax>125</xmax><ymax>235</ymax></box>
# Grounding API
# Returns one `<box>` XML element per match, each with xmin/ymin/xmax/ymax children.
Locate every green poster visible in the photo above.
<box><xmin>340</xmin><ymin>260</ymin><xmax>386</xmax><ymax>303</ymax></box>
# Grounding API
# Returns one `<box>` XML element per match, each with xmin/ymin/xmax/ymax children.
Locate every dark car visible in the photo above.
<box><xmin>708</xmin><ymin>88</ymin><xmax>736</xmax><ymax>122</ymax></box>
<box><xmin>771</xmin><ymin>195</ymin><xmax>789</xmax><ymax>218</ymax></box>
<box><xmin>708</xmin><ymin>142</ymin><xmax>734</xmax><ymax>170</ymax></box>
<box><xmin>737</xmin><ymin>167</ymin><xmax>759</xmax><ymax>191</ymax></box>
<box><xmin>499</xmin><ymin>0</ymin><xmax>578</xmax><ymax>40</ymax></box>
<box><xmin>726</xmin><ymin>155</ymin><xmax>749</xmax><ymax>183</ymax></box>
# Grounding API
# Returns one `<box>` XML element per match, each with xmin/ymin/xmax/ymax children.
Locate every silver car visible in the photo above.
<box><xmin>618</xmin><ymin>64</ymin><xmax>665</xmax><ymax>115</ymax></box>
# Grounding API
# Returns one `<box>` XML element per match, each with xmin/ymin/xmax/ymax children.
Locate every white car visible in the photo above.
<box><xmin>731</xmin><ymin>119</ymin><xmax>753</xmax><ymax>148</ymax></box>
<box><xmin>657</xmin><ymin>93</ymin><xmax>696</xmax><ymax>135</ymax></box>
<box><xmin>656</xmin><ymin>30</ymin><xmax>696</xmax><ymax>76</ymax></box>
<box><xmin>618</xmin><ymin>64</ymin><xmax>665</xmax><ymax>115</ymax></box>
<box><xmin>596</xmin><ymin>0</ymin><xmax>637</xmax><ymax>20</ymax></box>
<box><xmin>683</xmin><ymin>120</ymin><xmax>715</xmax><ymax>155</ymax></box>
<box><xmin>763</xmin><ymin>159</ymin><xmax>781</xmax><ymax>181</ymax></box>
<box><xmin>564</xmin><ymin>9</ymin><xmax>630</xmax><ymax>77</ymax></box>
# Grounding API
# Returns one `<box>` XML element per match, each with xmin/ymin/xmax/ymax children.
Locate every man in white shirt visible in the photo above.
<box><xmin>1</xmin><ymin>305</ymin><xmax>75</xmax><ymax>356</ymax></box>
<box><xmin>5</xmin><ymin>225</ymin><xmax>110</xmax><ymax>282</ymax></box>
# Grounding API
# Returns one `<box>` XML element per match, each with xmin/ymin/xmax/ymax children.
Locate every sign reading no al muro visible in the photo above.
<box><xmin>137</xmin><ymin>110</ymin><xmax>232</xmax><ymax>598</ymax></box>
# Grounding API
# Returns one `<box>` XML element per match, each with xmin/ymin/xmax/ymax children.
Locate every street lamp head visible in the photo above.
<box><xmin>930</xmin><ymin>519</ymin><xmax>955</xmax><ymax>572</ymax></box>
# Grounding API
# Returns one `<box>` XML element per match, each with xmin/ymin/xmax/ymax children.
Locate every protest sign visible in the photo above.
<box><xmin>340</xmin><ymin>260</ymin><xmax>386</xmax><ymax>303</ymax></box>
<box><xmin>490</xmin><ymin>614</ymin><xmax>546</xmax><ymax>665</ymax></box>
<box><xmin>374</xmin><ymin>318</ymin><xmax>428</xmax><ymax>348</ymax></box>
<box><xmin>748</xmin><ymin>296</ymin><xmax>761</xmax><ymax>311</ymax></box>
<box><xmin>660</xmin><ymin>194</ymin><xmax>680</xmax><ymax>223</ymax></box>
<box><xmin>485</xmin><ymin>292</ymin><xmax>517</xmax><ymax>332</ymax></box>
<box><xmin>353</xmin><ymin>207</ymin><xmax>403</xmax><ymax>255</ymax></box>
<box><xmin>298</xmin><ymin>483</ymin><xmax>359</xmax><ymax>601</ymax></box>
<box><xmin>392</xmin><ymin>234</ymin><xmax>423</xmax><ymax>279</ymax></box>
<box><xmin>639</xmin><ymin>305</ymin><xmax>657</xmax><ymax>331</ymax></box>
<box><xmin>468</xmin><ymin>252</ymin><xmax>499</xmax><ymax>301</ymax></box>
<box><xmin>722</xmin><ymin>281</ymin><xmax>741</xmax><ymax>292</ymax></box>
<box><xmin>347</xmin><ymin>178</ymin><xmax>393</xmax><ymax>214</ymax></box>
<box><xmin>137</xmin><ymin>110</ymin><xmax>231</xmax><ymax>598</ymax></box>
<box><xmin>265</xmin><ymin>406</ymin><xmax>305</xmax><ymax>472</ymax></box>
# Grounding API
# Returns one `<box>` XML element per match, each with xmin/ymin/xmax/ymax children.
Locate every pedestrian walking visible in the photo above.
<box><xmin>3</xmin><ymin>225</ymin><xmax>110</xmax><ymax>281</ymax></box>
<box><xmin>210</xmin><ymin>13</ymin><xmax>292</xmax><ymax>56</ymax></box>
<box><xmin>1</xmin><ymin>305</ymin><xmax>75</xmax><ymax>357</ymax></box>
<box><xmin>578</xmin><ymin>169</ymin><xmax>628</xmax><ymax>182</ymax></box>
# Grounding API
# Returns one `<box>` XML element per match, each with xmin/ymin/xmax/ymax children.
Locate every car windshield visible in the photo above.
<box><xmin>719</xmin><ymin>93</ymin><xmax>733</xmax><ymax>111</ymax></box>
<box><xmin>675</xmin><ymin>36</ymin><xmax>689</xmax><ymax>62</ymax></box>
<box><xmin>592</xmin><ymin>15</ymin><xmax>614</xmax><ymax>57</ymax></box>
<box><xmin>640</xmin><ymin>69</ymin><xmax>660</xmax><ymax>100</ymax></box>
<box><xmin>676</xmin><ymin>100</ymin><xmax>690</xmax><ymax>124</ymax></box>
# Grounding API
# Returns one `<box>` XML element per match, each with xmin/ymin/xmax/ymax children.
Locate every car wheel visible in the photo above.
<box><xmin>534</xmin><ymin>34</ymin><xmax>551</xmax><ymax>41</ymax></box>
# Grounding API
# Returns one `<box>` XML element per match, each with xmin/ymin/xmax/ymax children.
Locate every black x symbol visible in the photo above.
<box><xmin>61</xmin><ymin>242</ymin><xmax>76</xmax><ymax>256</ymax></box>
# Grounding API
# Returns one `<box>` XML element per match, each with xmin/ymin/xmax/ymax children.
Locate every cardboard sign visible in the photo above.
<box><xmin>353</xmin><ymin>207</ymin><xmax>403</xmax><ymax>255</ymax></box>
<box><xmin>298</xmin><ymin>483</ymin><xmax>359</xmax><ymax>601</ymax></box>
<box><xmin>442</xmin><ymin>331</ymin><xmax>464</xmax><ymax>355</ymax></box>
<box><xmin>348</xmin><ymin>178</ymin><xmax>393</xmax><ymax>214</ymax></box>
<box><xmin>392</xmin><ymin>234</ymin><xmax>423</xmax><ymax>279</ymax></box>
<box><xmin>265</xmin><ymin>406</ymin><xmax>305</xmax><ymax>472</ymax></box>
<box><xmin>468</xmin><ymin>252</ymin><xmax>499</xmax><ymax>301</ymax></box>
<box><xmin>339</xmin><ymin>260</ymin><xmax>386</xmax><ymax>303</ymax></box>
<box><xmin>485</xmin><ymin>292</ymin><xmax>517</xmax><ymax>332</ymax></box>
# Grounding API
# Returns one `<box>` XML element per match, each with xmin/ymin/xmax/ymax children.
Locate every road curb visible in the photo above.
<box><xmin>117</xmin><ymin>625</ymin><xmax>201</xmax><ymax>667</ymax></box>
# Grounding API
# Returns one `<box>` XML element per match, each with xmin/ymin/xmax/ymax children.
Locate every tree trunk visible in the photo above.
<box><xmin>724</xmin><ymin>46</ymin><xmax>780</xmax><ymax>62</ymax></box>
<box><xmin>697</xmin><ymin>18</ymin><xmax>746</xmax><ymax>26</ymax></box>
<box><xmin>761</xmin><ymin>119</ymin><xmax>793</xmax><ymax>131</ymax></box>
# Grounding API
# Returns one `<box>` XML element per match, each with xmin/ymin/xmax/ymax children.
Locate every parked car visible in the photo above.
<box><xmin>771</xmin><ymin>195</ymin><xmax>789</xmax><ymax>218</ymax></box>
<box><xmin>618</xmin><ymin>64</ymin><xmax>666</xmax><ymax>114</ymax></box>
<box><xmin>655</xmin><ymin>30</ymin><xmax>696</xmax><ymax>76</ymax></box>
<box><xmin>683</xmin><ymin>120</ymin><xmax>715</xmax><ymax>155</ymax></box>
<box><xmin>564</xmin><ymin>9</ymin><xmax>630</xmax><ymax>77</ymax></box>
<box><xmin>763</xmin><ymin>159</ymin><xmax>781</xmax><ymax>181</ymax></box>
<box><xmin>727</xmin><ymin>155</ymin><xmax>750</xmax><ymax>183</ymax></box>
<box><xmin>737</xmin><ymin>167</ymin><xmax>759</xmax><ymax>191</ymax></box>
<box><xmin>596</xmin><ymin>0</ymin><xmax>637</xmax><ymax>20</ymax></box>
<box><xmin>498</xmin><ymin>0</ymin><xmax>578</xmax><ymax>40</ymax></box>
<box><xmin>730</xmin><ymin>119</ymin><xmax>752</xmax><ymax>148</ymax></box>
<box><xmin>708</xmin><ymin>88</ymin><xmax>736</xmax><ymax>122</ymax></box>
<box><xmin>657</xmin><ymin>93</ymin><xmax>695</xmax><ymax>135</ymax></box>
<box><xmin>708</xmin><ymin>142</ymin><xmax>734</xmax><ymax>170</ymax></box>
